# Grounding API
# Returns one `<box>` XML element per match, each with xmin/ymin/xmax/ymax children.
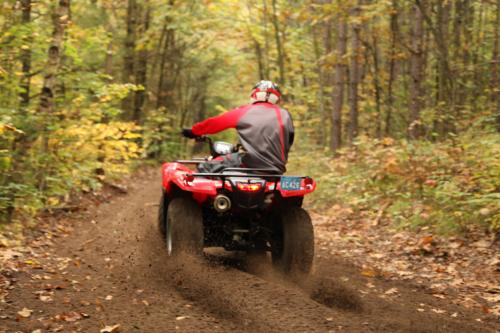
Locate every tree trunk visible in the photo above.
<box><xmin>472</xmin><ymin>2</ymin><xmax>485</xmax><ymax>105</ymax></box>
<box><xmin>331</xmin><ymin>18</ymin><xmax>348</xmax><ymax>152</ymax></box>
<box><xmin>312</xmin><ymin>23</ymin><xmax>327</xmax><ymax>146</ymax></box>
<box><xmin>415</xmin><ymin>0</ymin><xmax>453</xmax><ymax>137</ymax></box>
<box><xmin>452</xmin><ymin>0</ymin><xmax>464</xmax><ymax>109</ymax></box>
<box><xmin>271</xmin><ymin>0</ymin><xmax>285</xmax><ymax>85</ymax></box>
<box><xmin>371</xmin><ymin>32</ymin><xmax>382</xmax><ymax>139</ymax></box>
<box><xmin>254</xmin><ymin>39</ymin><xmax>265</xmax><ymax>80</ymax></box>
<box><xmin>461</xmin><ymin>0</ymin><xmax>473</xmax><ymax>107</ymax></box>
<box><xmin>385</xmin><ymin>0</ymin><xmax>399</xmax><ymax>136</ymax></box>
<box><xmin>435</xmin><ymin>0</ymin><xmax>454</xmax><ymax>135</ymax></box>
<box><xmin>492</xmin><ymin>0</ymin><xmax>500</xmax><ymax>130</ymax></box>
<box><xmin>133</xmin><ymin>0</ymin><xmax>150</xmax><ymax>123</ymax></box>
<box><xmin>262</xmin><ymin>0</ymin><xmax>271</xmax><ymax>78</ymax></box>
<box><xmin>156</xmin><ymin>22</ymin><xmax>172</xmax><ymax>109</ymax></box>
<box><xmin>38</xmin><ymin>0</ymin><xmax>70</xmax><ymax>116</ymax></box>
<box><xmin>122</xmin><ymin>0</ymin><xmax>138</xmax><ymax>117</ymax></box>
<box><xmin>19</xmin><ymin>0</ymin><xmax>31</xmax><ymax>107</ymax></box>
<box><xmin>103</xmin><ymin>1</ymin><xmax>118</xmax><ymax>78</ymax></box>
<box><xmin>409</xmin><ymin>2</ymin><xmax>424</xmax><ymax>139</ymax></box>
<box><xmin>348</xmin><ymin>3</ymin><xmax>361</xmax><ymax>144</ymax></box>
<box><xmin>37</xmin><ymin>0</ymin><xmax>71</xmax><ymax>190</ymax></box>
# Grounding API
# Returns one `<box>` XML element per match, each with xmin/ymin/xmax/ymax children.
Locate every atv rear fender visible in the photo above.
<box><xmin>161</xmin><ymin>162</ymin><xmax>316</xmax><ymax>204</ymax></box>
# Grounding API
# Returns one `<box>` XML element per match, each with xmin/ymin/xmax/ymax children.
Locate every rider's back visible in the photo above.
<box><xmin>236</xmin><ymin>102</ymin><xmax>293</xmax><ymax>174</ymax></box>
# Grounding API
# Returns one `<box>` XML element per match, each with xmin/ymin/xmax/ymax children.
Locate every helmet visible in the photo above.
<box><xmin>250</xmin><ymin>80</ymin><xmax>281</xmax><ymax>104</ymax></box>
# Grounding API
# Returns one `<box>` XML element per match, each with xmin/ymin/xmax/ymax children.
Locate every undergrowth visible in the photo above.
<box><xmin>289</xmin><ymin>131</ymin><xmax>500</xmax><ymax>235</ymax></box>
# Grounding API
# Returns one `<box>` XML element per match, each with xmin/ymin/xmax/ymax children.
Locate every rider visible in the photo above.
<box><xmin>182</xmin><ymin>80</ymin><xmax>294</xmax><ymax>174</ymax></box>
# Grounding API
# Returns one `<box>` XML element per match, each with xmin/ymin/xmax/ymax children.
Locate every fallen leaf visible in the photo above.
<box><xmin>417</xmin><ymin>308</ymin><xmax>425</xmax><ymax>312</ymax></box>
<box><xmin>57</xmin><ymin>311</ymin><xmax>82</xmax><ymax>322</ymax></box>
<box><xmin>424</xmin><ymin>179</ymin><xmax>437</xmax><ymax>187</ymax></box>
<box><xmin>418</xmin><ymin>235</ymin><xmax>434</xmax><ymax>252</ymax></box>
<box><xmin>142</xmin><ymin>300</ymin><xmax>149</xmax><ymax>306</ymax></box>
<box><xmin>0</xmin><ymin>249</ymin><xmax>22</xmax><ymax>261</ymax></box>
<box><xmin>39</xmin><ymin>295</ymin><xmax>53</xmax><ymax>302</ymax></box>
<box><xmin>472</xmin><ymin>240</ymin><xmax>490</xmax><ymax>248</ymax></box>
<box><xmin>100</xmin><ymin>324</ymin><xmax>121</xmax><ymax>333</ymax></box>
<box><xmin>451</xmin><ymin>312</ymin><xmax>458</xmax><ymax>318</ymax></box>
<box><xmin>385</xmin><ymin>287</ymin><xmax>399</xmax><ymax>295</ymax></box>
<box><xmin>17</xmin><ymin>307</ymin><xmax>33</xmax><ymax>318</ymax></box>
<box><xmin>105</xmin><ymin>295</ymin><xmax>113</xmax><ymax>301</ymax></box>
<box><xmin>479</xmin><ymin>208</ymin><xmax>490</xmax><ymax>216</ymax></box>
<box><xmin>361</xmin><ymin>268</ymin><xmax>377</xmax><ymax>277</ymax></box>
<box><xmin>52</xmin><ymin>325</ymin><xmax>64</xmax><ymax>332</ymax></box>
<box><xmin>481</xmin><ymin>305</ymin><xmax>490</xmax><ymax>314</ymax></box>
<box><xmin>176</xmin><ymin>316</ymin><xmax>189</xmax><ymax>321</ymax></box>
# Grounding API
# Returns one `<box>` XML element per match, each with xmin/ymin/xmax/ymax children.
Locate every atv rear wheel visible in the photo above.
<box><xmin>157</xmin><ymin>191</ymin><xmax>167</xmax><ymax>236</ymax></box>
<box><xmin>165</xmin><ymin>197</ymin><xmax>204</xmax><ymax>256</ymax></box>
<box><xmin>271</xmin><ymin>207</ymin><xmax>314</xmax><ymax>276</ymax></box>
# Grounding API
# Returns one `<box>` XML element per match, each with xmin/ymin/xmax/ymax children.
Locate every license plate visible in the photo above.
<box><xmin>280</xmin><ymin>176</ymin><xmax>302</xmax><ymax>191</ymax></box>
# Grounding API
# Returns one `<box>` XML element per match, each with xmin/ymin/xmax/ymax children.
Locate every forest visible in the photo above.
<box><xmin>1</xmin><ymin>1</ymin><xmax>500</xmax><ymax>330</ymax></box>
<box><xmin>0</xmin><ymin>0</ymin><xmax>498</xmax><ymax>233</ymax></box>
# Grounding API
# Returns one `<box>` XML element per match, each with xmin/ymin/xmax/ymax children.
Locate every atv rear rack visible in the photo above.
<box><xmin>186</xmin><ymin>167</ymin><xmax>308</xmax><ymax>180</ymax></box>
<box><xmin>175</xmin><ymin>158</ymin><xmax>206</xmax><ymax>164</ymax></box>
<box><xmin>187</xmin><ymin>172</ymin><xmax>311</xmax><ymax>182</ymax></box>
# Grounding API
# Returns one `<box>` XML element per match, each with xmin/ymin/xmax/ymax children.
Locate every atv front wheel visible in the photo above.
<box><xmin>271</xmin><ymin>207</ymin><xmax>314</xmax><ymax>276</ymax></box>
<box><xmin>165</xmin><ymin>197</ymin><xmax>204</xmax><ymax>256</ymax></box>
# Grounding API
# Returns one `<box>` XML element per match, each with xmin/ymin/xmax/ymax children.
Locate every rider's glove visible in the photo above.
<box><xmin>182</xmin><ymin>128</ymin><xmax>197</xmax><ymax>139</ymax></box>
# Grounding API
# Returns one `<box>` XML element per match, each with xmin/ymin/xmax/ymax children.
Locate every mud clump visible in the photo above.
<box><xmin>308</xmin><ymin>277</ymin><xmax>363</xmax><ymax>312</ymax></box>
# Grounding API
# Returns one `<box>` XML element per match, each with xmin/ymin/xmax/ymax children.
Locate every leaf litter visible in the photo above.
<box><xmin>313</xmin><ymin>212</ymin><xmax>500</xmax><ymax>316</ymax></box>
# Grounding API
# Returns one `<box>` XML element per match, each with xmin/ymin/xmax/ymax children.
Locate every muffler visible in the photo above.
<box><xmin>214</xmin><ymin>194</ymin><xmax>231</xmax><ymax>213</ymax></box>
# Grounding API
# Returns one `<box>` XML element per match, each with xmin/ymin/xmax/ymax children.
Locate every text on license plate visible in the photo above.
<box><xmin>280</xmin><ymin>176</ymin><xmax>302</xmax><ymax>191</ymax></box>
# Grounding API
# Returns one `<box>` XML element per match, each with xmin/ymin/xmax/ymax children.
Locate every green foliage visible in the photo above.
<box><xmin>289</xmin><ymin>130</ymin><xmax>500</xmax><ymax>234</ymax></box>
<box><xmin>1</xmin><ymin>0</ymin><xmax>499</xmax><ymax>234</ymax></box>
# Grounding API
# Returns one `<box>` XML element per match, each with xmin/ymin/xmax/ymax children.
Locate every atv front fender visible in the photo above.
<box><xmin>162</xmin><ymin>162</ymin><xmax>220</xmax><ymax>203</ymax></box>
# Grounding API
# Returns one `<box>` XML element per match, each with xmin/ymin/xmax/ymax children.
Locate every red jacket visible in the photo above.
<box><xmin>191</xmin><ymin>102</ymin><xmax>294</xmax><ymax>173</ymax></box>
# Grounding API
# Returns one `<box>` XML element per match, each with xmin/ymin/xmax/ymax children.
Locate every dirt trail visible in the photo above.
<box><xmin>1</xmin><ymin>171</ymin><xmax>497</xmax><ymax>332</ymax></box>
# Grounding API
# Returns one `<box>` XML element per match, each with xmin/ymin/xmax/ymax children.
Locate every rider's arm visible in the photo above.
<box><xmin>191</xmin><ymin>105</ymin><xmax>249</xmax><ymax>136</ymax></box>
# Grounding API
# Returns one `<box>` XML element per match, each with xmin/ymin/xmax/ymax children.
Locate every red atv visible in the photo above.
<box><xmin>158</xmin><ymin>135</ymin><xmax>316</xmax><ymax>275</ymax></box>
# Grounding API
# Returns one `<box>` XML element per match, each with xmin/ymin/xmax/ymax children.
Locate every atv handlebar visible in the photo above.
<box><xmin>194</xmin><ymin>136</ymin><xmax>212</xmax><ymax>145</ymax></box>
<box><xmin>181</xmin><ymin>128</ymin><xmax>212</xmax><ymax>144</ymax></box>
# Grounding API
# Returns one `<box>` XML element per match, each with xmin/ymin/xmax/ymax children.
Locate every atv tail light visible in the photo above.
<box><xmin>236</xmin><ymin>182</ymin><xmax>262</xmax><ymax>192</ymax></box>
<box><xmin>304</xmin><ymin>177</ymin><xmax>314</xmax><ymax>190</ymax></box>
<box><xmin>185</xmin><ymin>174</ymin><xmax>195</xmax><ymax>182</ymax></box>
